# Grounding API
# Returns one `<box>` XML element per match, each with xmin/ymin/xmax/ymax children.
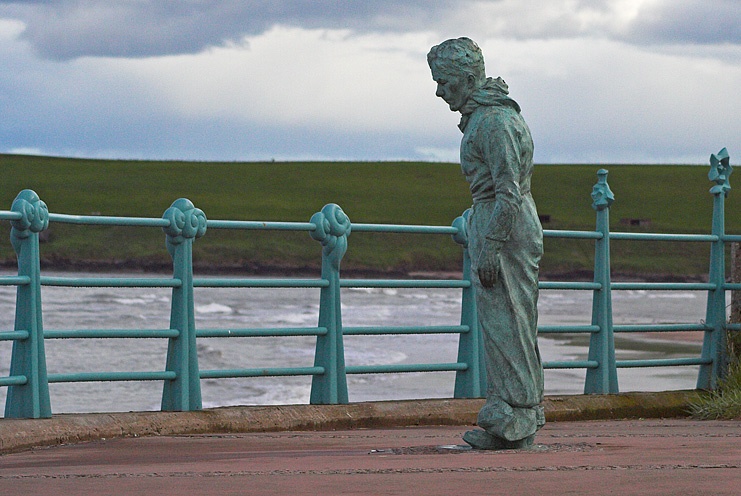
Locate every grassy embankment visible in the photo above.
<box><xmin>1</xmin><ymin>153</ymin><xmax>737</xmax><ymax>279</ymax></box>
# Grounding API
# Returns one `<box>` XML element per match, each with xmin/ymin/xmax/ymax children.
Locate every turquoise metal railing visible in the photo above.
<box><xmin>0</xmin><ymin>148</ymin><xmax>735</xmax><ymax>418</ymax></box>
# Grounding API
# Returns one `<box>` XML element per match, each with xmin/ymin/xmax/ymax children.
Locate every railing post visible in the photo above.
<box><xmin>309</xmin><ymin>204</ymin><xmax>350</xmax><ymax>404</ymax></box>
<box><xmin>451</xmin><ymin>209</ymin><xmax>486</xmax><ymax>398</ymax></box>
<box><xmin>584</xmin><ymin>170</ymin><xmax>618</xmax><ymax>394</ymax></box>
<box><xmin>698</xmin><ymin>148</ymin><xmax>732</xmax><ymax>389</ymax></box>
<box><xmin>161</xmin><ymin>198</ymin><xmax>206</xmax><ymax>411</ymax></box>
<box><xmin>5</xmin><ymin>190</ymin><xmax>52</xmax><ymax>418</ymax></box>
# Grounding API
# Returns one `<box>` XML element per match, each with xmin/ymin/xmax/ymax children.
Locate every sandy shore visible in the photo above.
<box><xmin>632</xmin><ymin>331</ymin><xmax>705</xmax><ymax>344</ymax></box>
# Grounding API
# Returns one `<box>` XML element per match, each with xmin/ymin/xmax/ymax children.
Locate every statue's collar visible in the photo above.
<box><xmin>458</xmin><ymin>77</ymin><xmax>521</xmax><ymax>132</ymax></box>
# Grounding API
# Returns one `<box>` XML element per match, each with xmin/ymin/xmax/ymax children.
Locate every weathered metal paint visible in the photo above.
<box><xmin>698</xmin><ymin>148</ymin><xmax>732</xmax><ymax>389</ymax></box>
<box><xmin>5</xmin><ymin>190</ymin><xmax>52</xmax><ymax>419</ymax></box>
<box><xmin>309</xmin><ymin>204</ymin><xmax>350</xmax><ymax>404</ymax></box>
<box><xmin>585</xmin><ymin>170</ymin><xmax>618</xmax><ymax>394</ymax></box>
<box><xmin>161</xmin><ymin>198</ymin><xmax>207</xmax><ymax>412</ymax></box>
<box><xmin>451</xmin><ymin>208</ymin><xmax>487</xmax><ymax>398</ymax></box>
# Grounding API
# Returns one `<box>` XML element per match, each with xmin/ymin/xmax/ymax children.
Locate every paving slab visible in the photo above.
<box><xmin>1</xmin><ymin>418</ymin><xmax>739</xmax><ymax>495</ymax></box>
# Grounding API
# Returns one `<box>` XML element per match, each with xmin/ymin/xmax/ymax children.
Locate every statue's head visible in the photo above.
<box><xmin>427</xmin><ymin>37</ymin><xmax>486</xmax><ymax>112</ymax></box>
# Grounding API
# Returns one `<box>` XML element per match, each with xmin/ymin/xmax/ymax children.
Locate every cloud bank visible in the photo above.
<box><xmin>0</xmin><ymin>0</ymin><xmax>739</xmax><ymax>163</ymax></box>
<box><xmin>5</xmin><ymin>0</ymin><xmax>738</xmax><ymax>60</ymax></box>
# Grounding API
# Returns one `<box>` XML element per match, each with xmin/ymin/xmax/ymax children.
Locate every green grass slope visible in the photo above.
<box><xmin>1</xmin><ymin>154</ymin><xmax>737</xmax><ymax>278</ymax></box>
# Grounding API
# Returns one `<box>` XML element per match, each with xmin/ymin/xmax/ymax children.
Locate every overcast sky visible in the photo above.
<box><xmin>1</xmin><ymin>0</ymin><xmax>739</xmax><ymax>163</ymax></box>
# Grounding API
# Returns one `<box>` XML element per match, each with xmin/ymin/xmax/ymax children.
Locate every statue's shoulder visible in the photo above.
<box><xmin>473</xmin><ymin>105</ymin><xmax>521</xmax><ymax>132</ymax></box>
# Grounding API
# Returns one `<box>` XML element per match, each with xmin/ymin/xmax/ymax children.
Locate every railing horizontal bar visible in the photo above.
<box><xmin>194</xmin><ymin>278</ymin><xmax>329</xmax><ymax>288</ymax></box>
<box><xmin>0</xmin><ymin>330</ymin><xmax>30</xmax><ymax>341</ymax></box>
<box><xmin>611</xmin><ymin>282</ymin><xmax>715</xmax><ymax>291</ymax></box>
<box><xmin>613</xmin><ymin>324</ymin><xmax>709</xmax><ymax>333</ymax></box>
<box><xmin>543</xmin><ymin>229</ymin><xmax>602</xmax><ymax>239</ymax></box>
<box><xmin>616</xmin><ymin>357</ymin><xmax>711</xmax><ymax>368</ymax></box>
<box><xmin>346</xmin><ymin>362</ymin><xmax>468</xmax><ymax>374</ymax></box>
<box><xmin>48</xmin><ymin>212</ymin><xmax>169</xmax><ymax>227</ymax></box>
<box><xmin>351</xmin><ymin>223</ymin><xmax>458</xmax><ymax>235</ymax></box>
<box><xmin>40</xmin><ymin>276</ymin><xmax>181</xmax><ymax>288</ymax></box>
<box><xmin>44</xmin><ymin>329</ymin><xmax>180</xmax><ymax>339</ymax></box>
<box><xmin>340</xmin><ymin>279</ymin><xmax>470</xmax><ymax>288</ymax></box>
<box><xmin>0</xmin><ymin>375</ymin><xmax>27</xmax><ymax>387</ymax></box>
<box><xmin>207</xmin><ymin>220</ymin><xmax>316</xmax><ymax>231</ymax></box>
<box><xmin>0</xmin><ymin>276</ymin><xmax>31</xmax><ymax>286</ymax></box>
<box><xmin>2</xmin><ymin>199</ymin><xmax>738</xmax><ymax>409</ymax></box>
<box><xmin>539</xmin><ymin>281</ymin><xmax>602</xmax><ymax>290</ymax></box>
<box><xmin>197</xmin><ymin>327</ymin><xmax>327</xmax><ymax>338</ymax></box>
<box><xmin>48</xmin><ymin>371</ymin><xmax>177</xmax><ymax>383</ymax></box>
<box><xmin>0</xmin><ymin>211</ymin><xmax>22</xmax><ymax>221</ymax></box>
<box><xmin>544</xmin><ymin>360</ymin><xmax>599</xmax><ymax>369</ymax></box>
<box><xmin>609</xmin><ymin>232</ymin><xmax>717</xmax><ymax>242</ymax></box>
<box><xmin>343</xmin><ymin>325</ymin><xmax>469</xmax><ymax>335</ymax></box>
<box><xmin>538</xmin><ymin>325</ymin><xmax>600</xmax><ymax>334</ymax></box>
<box><xmin>200</xmin><ymin>366</ymin><xmax>324</xmax><ymax>379</ymax></box>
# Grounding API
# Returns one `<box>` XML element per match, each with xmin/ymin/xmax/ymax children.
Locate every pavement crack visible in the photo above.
<box><xmin>3</xmin><ymin>464</ymin><xmax>740</xmax><ymax>480</ymax></box>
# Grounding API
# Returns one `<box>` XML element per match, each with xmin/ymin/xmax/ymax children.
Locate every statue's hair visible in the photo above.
<box><xmin>427</xmin><ymin>37</ymin><xmax>486</xmax><ymax>82</ymax></box>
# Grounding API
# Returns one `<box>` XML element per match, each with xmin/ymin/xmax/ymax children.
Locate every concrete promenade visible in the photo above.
<box><xmin>1</xmin><ymin>391</ymin><xmax>740</xmax><ymax>495</ymax></box>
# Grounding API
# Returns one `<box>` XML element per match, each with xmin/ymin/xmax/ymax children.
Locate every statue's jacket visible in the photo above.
<box><xmin>459</xmin><ymin>94</ymin><xmax>545</xmax><ymax>441</ymax></box>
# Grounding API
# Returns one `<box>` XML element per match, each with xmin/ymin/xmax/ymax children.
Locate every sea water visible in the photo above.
<box><xmin>0</xmin><ymin>271</ymin><xmax>719</xmax><ymax>414</ymax></box>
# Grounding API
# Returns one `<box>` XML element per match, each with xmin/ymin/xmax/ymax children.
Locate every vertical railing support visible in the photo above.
<box><xmin>5</xmin><ymin>190</ymin><xmax>52</xmax><ymax>418</ymax></box>
<box><xmin>161</xmin><ymin>198</ymin><xmax>207</xmax><ymax>411</ymax></box>
<box><xmin>309</xmin><ymin>204</ymin><xmax>350</xmax><ymax>404</ymax></box>
<box><xmin>585</xmin><ymin>170</ymin><xmax>618</xmax><ymax>394</ymax></box>
<box><xmin>698</xmin><ymin>148</ymin><xmax>732</xmax><ymax>389</ymax></box>
<box><xmin>452</xmin><ymin>209</ymin><xmax>486</xmax><ymax>398</ymax></box>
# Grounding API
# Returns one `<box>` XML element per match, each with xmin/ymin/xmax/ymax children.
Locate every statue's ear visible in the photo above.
<box><xmin>466</xmin><ymin>73</ymin><xmax>476</xmax><ymax>88</ymax></box>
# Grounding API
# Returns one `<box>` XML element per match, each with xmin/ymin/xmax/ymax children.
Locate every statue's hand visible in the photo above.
<box><xmin>477</xmin><ymin>239</ymin><xmax>502</xmax><ymax>288</ymax></box>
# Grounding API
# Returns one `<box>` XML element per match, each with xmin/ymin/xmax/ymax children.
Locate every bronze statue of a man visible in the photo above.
<box><xmin>428</xmin><ymin>37</ymin><xmax>544</xmax><ymax>449</ymax></box>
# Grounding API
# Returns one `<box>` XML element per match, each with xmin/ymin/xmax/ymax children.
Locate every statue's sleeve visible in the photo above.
<box><xmin>479</xmin><ymin>114</ymin><xmax>524</xmax><ymax>244</ymax></box>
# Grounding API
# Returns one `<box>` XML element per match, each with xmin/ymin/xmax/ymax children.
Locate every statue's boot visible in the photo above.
<box><xmin>463</xmin><ymin>429</ymin><xmax>535</xmax><ymax>450</ymax></box>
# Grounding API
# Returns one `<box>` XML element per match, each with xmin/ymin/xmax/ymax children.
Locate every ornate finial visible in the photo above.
<box><xmin>310</xmin><ymin>204</ymin><xmax>351</xmax><ymax>265</ymax></box>
<box><xmin>452</xmin><ymin>208</ymin><xmax>471</xmax><ymax>247</ymax></box>
<box><xmin>708</xmin><ymin>147</ymin><xmax>732</xmax><ymax>197</ymax></box>
<box><xmin>162</xmin><ymin>198</ymin><xmax>207</xmax><ymax>245</ymax></box>
<box><xmin>591</xmin><ymin>169</ymin><xmax>615</xmax><ymax>211</ymax></box>
<box><xmin>10</xmin><ymin>189</ymin><xmax>49</xmax><ymax>239</ymax></box>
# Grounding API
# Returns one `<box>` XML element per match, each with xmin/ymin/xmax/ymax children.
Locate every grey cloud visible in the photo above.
<box><xmin>1</xmin><ymin>0</ymin><xmax>451</xmax><ymax>60</ymax></box>
<box><xmin>1</xmin><ymin>0</ymin><xmax>738</xmax><ymax>61</ymax></box>
<box><xmin>470</xmin><ymin>0</ymin><xmax>741</xmax><ymax>46</ymax></box>
<box><xmin>624</xmin><ymin>0</ymin><xmax>741</xmax><ymax>45</ymax></box>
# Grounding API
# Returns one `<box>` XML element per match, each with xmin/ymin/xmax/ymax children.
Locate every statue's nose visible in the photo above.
<box><xmin>436</xmin><ymin>85</ymin><xmax>445</xmax><ymax>97</ymax></box>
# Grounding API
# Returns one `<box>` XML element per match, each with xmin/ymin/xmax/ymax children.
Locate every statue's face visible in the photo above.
<box><xmin>431</xmin><ymin>65</ymin><xmax>474</xmax><ymax>112</ymax></box>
